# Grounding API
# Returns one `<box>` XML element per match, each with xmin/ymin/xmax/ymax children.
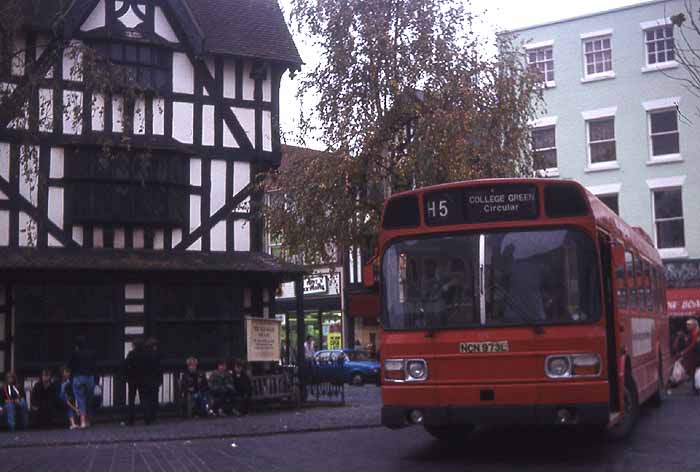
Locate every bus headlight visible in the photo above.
<box><xmin>406</xmin><ymin>359</ymin><xmax>428</xmax><ymax>381</ymax></box>
<box><xmin>545</xmin><ymin>354</ymin><xmax>601</xmax><ymax>379</ymax></box>
<box><xmin>545</xmin><ymin>356</ymin><xmax>571</xmax><ymax>378</ymax></box>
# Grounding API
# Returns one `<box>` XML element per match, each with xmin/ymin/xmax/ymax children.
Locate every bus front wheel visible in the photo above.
<box><xmin>607</xmin><ymin>371</ymin><xmax>639</xmax><ymax>440</ymax></box>
<box><xmin>423</xmin><ymin>424</ymin><xmax>475</xmax><ymax>442</ymax></box>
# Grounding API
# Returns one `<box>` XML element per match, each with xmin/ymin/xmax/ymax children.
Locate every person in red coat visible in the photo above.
<box><xmin>678</xmin><ymin>318</ymin><xmax>700</xmax><ymax>394</ymax></box>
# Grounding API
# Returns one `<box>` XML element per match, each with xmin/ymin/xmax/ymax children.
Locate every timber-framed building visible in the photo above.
<box><xmin>0</xmin><ymin>0</ymin><xmax>303</xmax><ymax>406</ymax></box>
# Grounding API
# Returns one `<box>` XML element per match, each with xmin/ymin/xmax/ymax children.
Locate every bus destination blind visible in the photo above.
<box><xmin>424</xmin><ymin>184</ymin><xmax>538</xmax><ymax>226</ymax></box>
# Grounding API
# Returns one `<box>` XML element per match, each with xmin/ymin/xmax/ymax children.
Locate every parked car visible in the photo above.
<box><xmin>313</xmin><ymin>349</ymin><xmax>380</xmax><ymax>385</ymax></box>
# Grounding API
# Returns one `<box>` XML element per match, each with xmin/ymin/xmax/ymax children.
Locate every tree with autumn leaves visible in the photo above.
<box><xmin>263</xmin><ymin>0</ymin><xmax>543</xmax><ymax>261</ymax></box>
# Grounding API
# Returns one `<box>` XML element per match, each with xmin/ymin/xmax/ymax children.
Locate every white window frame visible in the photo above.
<box><xmin>587</xmin><ymin>183</ymin><xmax>622</xmax><ymax>215</ymax></box>
<box><xmin>640</xmin><ymin>18</ymin><xmax>678</xmax><ymax>73</ymax></box>
<box><xmin>647</xmin><ymin>176</ymin><xmax>687</xmax><ymax>259</ymax></box>
<box><xmin>582</xmin><ymin>107</ymin><xmax>618</xmax><ymax>172</ymax></box>
<box><xmin>525</xmin><ymin>40</ymin><xmax>556</xmax><ymax>88</ymax></box>
<box><xmin>531</xmin><ymin>125</ymin><xmax>558</xmax><ymax>177</ymax></box>
<box><xmin>581</xmin><ymin>29</ymin><xmax>615</xmax><ymax>82</ymax></box>
<box><xmin>643</xmin><ymin>97</ymin><xmax>682</xmax><ymax>164</ymax></box>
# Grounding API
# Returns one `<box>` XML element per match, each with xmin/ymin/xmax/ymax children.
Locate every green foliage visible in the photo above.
<box><xmin>264</xmin><ymin>0</ymin><xmax>542</xmax><ymax>259</ymax></box>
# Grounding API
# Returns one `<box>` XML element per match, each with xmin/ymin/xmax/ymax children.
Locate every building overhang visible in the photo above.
<box><xmin>0</xmin><ymin>248</ymin><xmax>305</xmax><ymax>281</ymax></box>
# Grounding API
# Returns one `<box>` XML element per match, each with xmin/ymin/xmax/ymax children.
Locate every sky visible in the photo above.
<box><xmin>276</xmin><ymin>0</ymin><xmax>652</xmax><ymax>150</ymax></box>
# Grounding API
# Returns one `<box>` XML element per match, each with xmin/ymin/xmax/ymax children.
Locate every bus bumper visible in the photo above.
<box><xmin>381</xmin><ymin>403</ymin><xmax>610</xmax><ymax>429</ymax></box>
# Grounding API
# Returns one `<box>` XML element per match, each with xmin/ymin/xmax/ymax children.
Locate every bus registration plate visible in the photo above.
<box><xmin>459</xmin><ymin>341</ymin><xmax>509</xmax><ymax>353</ymax></box>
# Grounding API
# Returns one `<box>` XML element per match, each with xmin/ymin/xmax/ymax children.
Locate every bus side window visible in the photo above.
<box><xmin>634</xmin><ymin>253</ymin><xmax>645</xmax><ymax>310</ymax></box>
<box><xmin>643</xmin><ymin>260</ymin><xmax>652</xmax><ymax>311</ymax></box>
<box><xmin>649</xmin><ymin>265</ymin><xmax>659</xmax><ymax>311</ymax></box>
<box><xmin>625</xmin><ymin>251</ymin><xmax>636</xmax><ymax>309</ymax></box>
<box><xmin>615</xmin><ymin>248</ymin><xmax>627</xmax><ymax>309</ymax></box>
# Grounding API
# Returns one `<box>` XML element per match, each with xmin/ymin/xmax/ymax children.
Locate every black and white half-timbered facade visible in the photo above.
<box><xmin>0</xmin><ymin>0</ymin><xmax>303</xmax><ymax>406</ymax></box>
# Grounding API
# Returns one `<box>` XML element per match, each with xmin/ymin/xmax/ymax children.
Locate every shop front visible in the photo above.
<box><xmin>666</xmin><ymin>260</ymin><xmax>700</xmax><ymax>345</ymax></box>
<box><xmin>276</xmin><ymin>271</ymin><xmax>344</xmax><ymax>364</ymax></box>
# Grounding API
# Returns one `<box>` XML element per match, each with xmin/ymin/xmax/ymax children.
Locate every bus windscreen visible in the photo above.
<box><xmin>382</xmin><ymin>228</ymin><xmax>601</xmax><ymax>330</ymax></box>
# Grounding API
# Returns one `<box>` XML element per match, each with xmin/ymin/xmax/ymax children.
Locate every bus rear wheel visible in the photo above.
<box><xmin>607</xmin><ymin>372</ymin><xmax>639</xmax><ymax>440</ymax></box>
<box><xmin>423</xmin><ymin>424</ymin><xmax>475</xmax><ymax>442</ymax></box>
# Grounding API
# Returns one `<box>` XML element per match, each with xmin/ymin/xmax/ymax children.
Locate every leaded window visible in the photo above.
<box><xmin>66</xmin><ymin>150</ymin><xmax>188</xmax><ymax>226</ymax></box>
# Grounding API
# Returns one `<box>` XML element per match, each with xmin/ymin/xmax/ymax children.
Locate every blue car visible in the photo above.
<box><xmin>313</xmin><ymin>349</ymin><xmax>381</xmax><ymax>385</ymax></box>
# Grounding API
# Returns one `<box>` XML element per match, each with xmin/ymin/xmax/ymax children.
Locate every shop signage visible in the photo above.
<box><xmin>245</xmin><ymin>317</ymin><xmax>281</xmax><ymax>362</ymax></box>
<box><xmin>304</xmin><ymin>275</ymin><xmax>328</xmax><ymax>295</ymax></box>
<box><xmin>667</xmin><ymin>288</ymin><xmax>700</xmax><ymax>317</ymax></box>
<box><xmin>327</xmin><ymin>332</ymin><xmax>342</xmax><ymax>350</ymax></box>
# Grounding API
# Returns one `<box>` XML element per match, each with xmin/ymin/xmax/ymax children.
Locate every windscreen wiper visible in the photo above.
<box><xmin>489</xmin><ymin>282</ymin><xmax>545</xmax><ymax>335</ymax></box>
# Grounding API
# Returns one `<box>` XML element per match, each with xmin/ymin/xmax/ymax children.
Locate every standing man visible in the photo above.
<box><xmin>31</xmin><ymin>369</ymin><xmax>58</xmax><ymax>428</ymax></box>
<box><xmin>142</xmin><ymin>338</ymin><xmax>162</xmax><ymax>424</ymax></box>
<box><xmin>68</xmin><ymin>336</ymin><xmax>95</xmax><ymax>429</ymax></box>
<box><xmin>123</xmin><ymin>339</ymin><xmax>146</xmax><ymax>425</ymax></box>
<box><xmin>304</xmin><ymin>335</ymin><xmax>315</xmax><ymax>361</ymax></box>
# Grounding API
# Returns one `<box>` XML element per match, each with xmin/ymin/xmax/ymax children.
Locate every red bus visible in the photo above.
<box><xmin>375</xmin><ymin>178</ymin><xmax>669</xmax><ymax>439</ymax></box>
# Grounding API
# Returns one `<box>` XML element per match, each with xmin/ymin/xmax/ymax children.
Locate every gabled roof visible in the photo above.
<box><xmin>184</xmin><ymin>0</ymin><xmax>302</xmax><ymax>66</ymax></box>
<box><xmin>12</xmin><ymin>0</ymin><xmax>302</xmax><ymax>67</ymax></box>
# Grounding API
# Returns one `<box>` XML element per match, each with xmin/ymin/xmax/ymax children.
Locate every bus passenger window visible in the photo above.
<box><xmin>615</xmin><ymin>256</ymin><xmax>627</xmax><ymax>309</ymax></box>
<box><xmin>625</xmin><ymin>251</ymin><xmax>636</xmax><ymax>308</ymax></box>
<box><xmin>643</xmin><ymin>261</ymin><xmax>653</xmax><ymax>311</ymax></box>
<box><xmin>650</xmin><ymin>267</ymin><xmax>658</xmax><ymax>312</ymax></box>
<box><xmin>635</xmin><ymin>254</ymin><xmax>646</xmax><ymax>311</ymax></box>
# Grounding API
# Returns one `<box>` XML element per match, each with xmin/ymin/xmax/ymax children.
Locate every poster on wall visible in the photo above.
<box><xmin>327</xmin><ymin>332</ymin><xmax>342</xmax><ymax>350</ymax></box>
<box><xmin>245</xmin><ymin>317</ymin><xmax>281</xmax><ymax>362</ymax></box>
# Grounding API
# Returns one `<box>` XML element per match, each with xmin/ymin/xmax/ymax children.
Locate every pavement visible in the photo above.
<box><xmin>2</xmin><ymin>387</ymin><xmax>700</xmax><ymax>471</ymax></box>
<box><xmin>0</xmin><ymin>385</ymin><xmax>381</xmax><ymax>449</ymax></box>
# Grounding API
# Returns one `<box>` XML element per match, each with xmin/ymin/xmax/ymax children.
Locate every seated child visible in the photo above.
<box><xmin>179</xmin><ymin>357</ymin><xmax>211</xmax><ymax>417</ymax></box>
<box><xmin>208</xmin><ymin>360</ymin><xmax>236</xmax><ymax>416</ymax></box>
<box><xmin>58</xmin><ymin>367</ymin><xmax>79</xmax><ymax>430</ymax></box>
<box><xmin>3</xmin><ymin>372</ymin><xmax>29</xmax><ymax>432</ymax></box>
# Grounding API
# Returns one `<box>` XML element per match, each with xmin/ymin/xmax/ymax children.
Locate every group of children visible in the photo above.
<box><xmin>179</xmin><ymin>357</ymin><xmax>252</xmax><ymax>417</ymax></box>
<box><xmin>0</xmin><ymin>366</ymin><xmax>86</xmax><ymax>432</ymax></box>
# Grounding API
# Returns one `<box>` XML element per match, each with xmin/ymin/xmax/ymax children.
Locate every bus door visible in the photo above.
<box><xmin>600</xmin><ymin>233</ymin><xmax>623</xmax><ymax>413</ymax></box>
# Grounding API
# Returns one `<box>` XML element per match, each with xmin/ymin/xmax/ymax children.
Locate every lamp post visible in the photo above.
<box><xmin>294</xmin><ymin>275</ymin><xmax>306</xmax><ymax>401</ymax></box>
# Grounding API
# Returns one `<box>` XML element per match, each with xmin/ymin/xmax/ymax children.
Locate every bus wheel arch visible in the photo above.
<box><xmin>649</xmin><ymin>350</ymin><xmax>666</xmax><ymax>407</ymax></box>
<box><xmin>607</xmin><ymin>357</ymin><xmax>640</xmax><ymax>440</ymax></box>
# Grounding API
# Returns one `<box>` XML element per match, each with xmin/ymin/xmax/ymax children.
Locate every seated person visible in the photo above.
<box><xmin>58</xmin><ymin>366</ymin><xmax>79</xmax><ymax>430</ymax></box>
<box><xmin>179</xmin><ymin>357</ymin><xmax>211</xmax><ymax>417</ymax></box>
<box><xmin>208</xmin><ymin>360</ymin><xmax>236</xmax><ymax>416</ymax></box>
<box><xmin>31</xmin><ymin>368</ymin><xmax>59</xmax><ymax>429</ymax></box>
<box><xmin>3</xmin><ymin>372</ymin><xmax>29</xmax><ymax>432</ymax></box>
<box><xmin>232</xmin><ymin>360</ymin><xmax>252</xmax><ymax>416</ymax></box>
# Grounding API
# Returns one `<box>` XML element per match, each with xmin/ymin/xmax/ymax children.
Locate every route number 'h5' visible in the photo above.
<box><xmin>427</xmin><ymin>200</ymin><xmax>449</xmax><ymax>218</ymax></box>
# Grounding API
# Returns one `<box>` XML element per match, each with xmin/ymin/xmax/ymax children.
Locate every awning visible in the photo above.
<box><xmin>667</xmin><ymin>288</ymin><xmax>700</xmax><ymax>318</ymax></box>
<box><xmin>0</xmin><ymin>248</ymin><xmax>305</xmax><ymax>281</ymax></box>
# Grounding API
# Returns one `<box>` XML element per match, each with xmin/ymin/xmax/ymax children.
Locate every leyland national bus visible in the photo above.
<box><xmin>375</xmin><ymin>178</ymin><xmax>670</xmax><ymax>440</ymax></box>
